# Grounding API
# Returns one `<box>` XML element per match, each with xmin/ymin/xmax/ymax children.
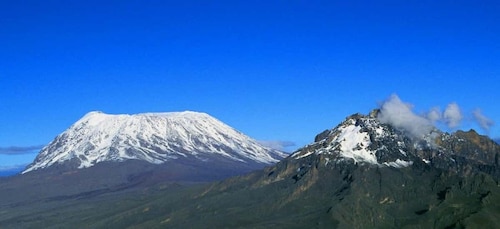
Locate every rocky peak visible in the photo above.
<box><xmin>292</xmin><ymin>112</ymin><xmax>415</xmax><ymax>168</ymax></box>
<box><xmin>291</xmin><ymin>111</ymin><xmax>500</xmax><ymax>176</ymax></box>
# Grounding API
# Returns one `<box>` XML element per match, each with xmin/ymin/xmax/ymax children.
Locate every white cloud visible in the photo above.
<box><xmin>377</xmin><ymin>94</ymin><xmax>434</xmax><ymax>138</ymax></box>
<box><xmin>0</xmin><ymin>164</ymin><xmax>27</xmax><ymax>172</ymax></box>
<box><xmin>472</xmin><ymin>109</ymin><xmax>494</xmax><ymax>131</ymax></box>
<box><xmin>258</xmin><ymin>140</ymin><xmax>296</xmax><ymax>152</ymax></box>
<box><xmin>427</xmin><ymin>107</ymin><xmax>442</xmax><ymax>123</ymax></box>
<box><xmin>378</xmin><ymin>94</ymin><xmax>495</xmax><ymax>138</ymax></box>
<box><xmin>0</xmin><ymin>145</ymin><xmax>44</xmax><ymax>155</ymax></box>
<box><xmin>443</xmin><ymin>103</ymin><xmax>463</xmax><ymax>128</ymax></box>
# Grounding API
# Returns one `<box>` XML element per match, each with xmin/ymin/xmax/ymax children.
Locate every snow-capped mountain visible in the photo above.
<box><xmin>290</xmin><ymin>110</ymin><xmax>500</xmax><ymax>174</ymax></box>
<box><xmin>291</xmin><ymin>111</ymin><xmax>417</xmax><ymax>167</ymax></box>
<box><xmin>23</xmin><ymin>111</ymin><xmax>286</xmax><ymax>173</ymax></box>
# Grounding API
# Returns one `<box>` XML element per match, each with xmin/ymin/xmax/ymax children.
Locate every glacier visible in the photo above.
<box><xmin>23</xmin><ymin>111</ymin><xmax>286</xmax><ymax>173</ymax></box>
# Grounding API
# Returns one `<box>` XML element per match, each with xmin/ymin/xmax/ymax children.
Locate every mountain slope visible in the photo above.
<box><xmin>3</xmin><ymin>111</ymin><xmax>500</xmax><ymax>228</ymax></box>
<box><xmin>24</xmin><ymin>111</ymin><xmax>285</xmax><ymax>173</ymax></box>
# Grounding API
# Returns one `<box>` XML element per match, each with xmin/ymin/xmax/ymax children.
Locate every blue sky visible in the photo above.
<box><xmin>1</xmin><ymin>1</ymin><xmax>499</xmax><ymax>169</ymax></box>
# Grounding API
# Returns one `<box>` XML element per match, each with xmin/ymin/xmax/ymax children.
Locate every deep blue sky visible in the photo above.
<box><xmin>1</xmin><ymin>1</ymin><xmax>499</xmax><ymax>169</ymax></box>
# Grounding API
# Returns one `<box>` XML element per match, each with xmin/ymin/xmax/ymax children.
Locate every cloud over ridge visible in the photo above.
<box><xmin>377</xmin><ymin>94</ymin><xmax>494</xmax><ymax>138</ymax></box>
<box><xmin>443</xmin><ymin>103</ymin><xmax>463</xmax><ymax>129</ymax></box>
<box><xmin>377</xmin><ymin>94</ymin><xmax>434</xmax><ymax>138</ymax></box>
<box><xmin>258</xmin><ymin>140</ymin><xmax>296</xmax><ymax>152</ymax></box>
<box><xmin>473</xmin><ymin>109</ymin><xmax>494</xmax><ymax>131</ymax></box>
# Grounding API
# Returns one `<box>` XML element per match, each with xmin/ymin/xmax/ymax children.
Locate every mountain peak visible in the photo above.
<box><xmin>133</xmin><ymin>110</ymin><xmax>208</xmax><ymax>117</ymax></box>
<box><xmin>23</xmin><ymin>111</ymin><xmax>286</xmax><ymax>173</ymax></box>
<box><xmin>80</xmin><ymin>110</ymin><xmax>207</xmax><ymax>119</ymax></box>
<box><xmin>292</xmin><ymin>112</ymin><xmax>414</xmax><ymax>168</ymax></box>
<box><xmin>291</xmin><ymin>111</ymin><xmax>500</xmax><ymax>176</ymax></box>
